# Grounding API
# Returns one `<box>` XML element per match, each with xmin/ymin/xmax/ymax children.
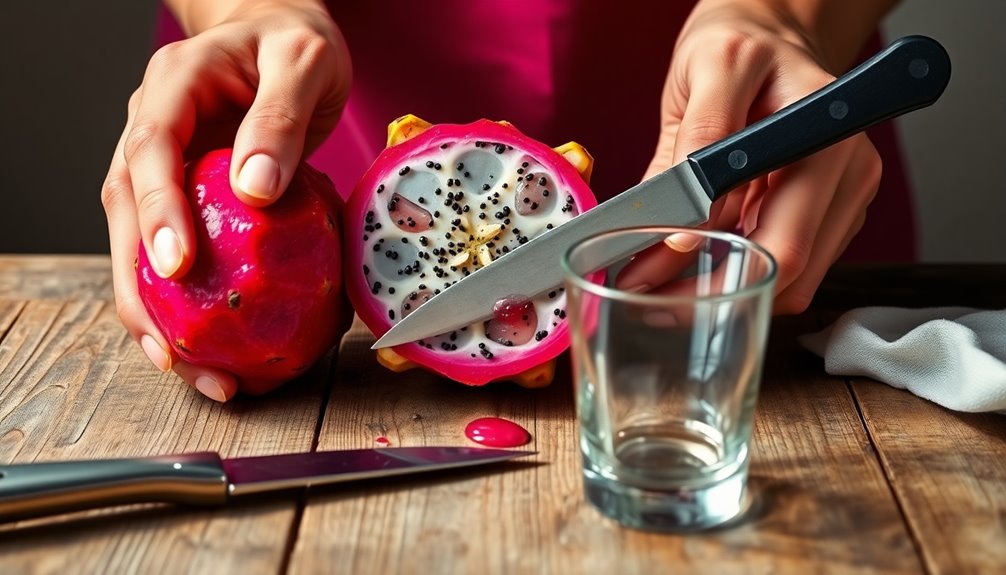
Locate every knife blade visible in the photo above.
<box><xmin>0</xmin><ymin>446</ymin><xmax>534</xmax><ymax>523</ymax></box>
<box><xmin>372</xmin><ymin>35</ymin><xmax>950</xmax><ymax>349</ymax></box>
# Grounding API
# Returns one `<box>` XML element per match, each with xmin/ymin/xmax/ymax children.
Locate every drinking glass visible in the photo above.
<box><xmin>562</xmin><ymin>226</ymin><xmax>776</xmax><ymax>531</ymax></box>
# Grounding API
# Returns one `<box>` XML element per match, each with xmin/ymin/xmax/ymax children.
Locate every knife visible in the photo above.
<box><xmin>372</xmin><ymin>35</ymin><xmax>951</xmax><ymax>349</ymax></box>
<box><xmin>0</xmin><ymin>446</ymin><xmax>534</xmax><ymax>523</ymax></box>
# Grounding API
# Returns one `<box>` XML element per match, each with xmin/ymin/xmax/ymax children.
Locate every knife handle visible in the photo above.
<box><xmin>687</xmin><ymin>35</ymin><xmax>951</xmax><ymax>199</ymax></box>
<box><xmin>0</xmin><ymin>452</ymin><xmax>228</xmax><ymax>523</ymax></box>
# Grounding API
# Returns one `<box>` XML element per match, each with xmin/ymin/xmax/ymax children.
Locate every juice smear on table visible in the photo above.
<box><xmin>465</xmin><ymin>417</ymin><xmax>531</xmax><ymax>447</ymax></box>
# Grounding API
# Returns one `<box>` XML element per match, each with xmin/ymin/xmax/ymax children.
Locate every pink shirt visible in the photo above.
<box><xmin>157</xmin><ymin>2</ymin><xmax>915</xmax><ymax>261</ymax></box>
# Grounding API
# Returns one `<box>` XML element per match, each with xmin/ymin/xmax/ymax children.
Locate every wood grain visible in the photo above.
<box><xmin>0</xmin><ymin>255</ymin><xmax>113</xmax><ymax>299</ymax></box>
<box><xmin>289</xmin><ymin>316</ymin><xmax>921</xmax><ymax>574</ymax></box>
<box><xmin>0</xmin><ymin>280</ymin><xmax>329</xmax><ymax>574</ymax></box>
<box><xmin>852</xmin><ymin>377</ymin><xmax>1006</xmax><ymax>575</ymax></box>
<box><xmin>2</xmin><ymin>256</ymin><xmax>1004</xmax><ymax>574</ymax></box>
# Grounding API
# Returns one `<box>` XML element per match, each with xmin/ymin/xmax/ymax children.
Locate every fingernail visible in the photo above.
<box><xmin>140</xmin><ymin>334</ymin><xmax>171</xmax><ymax>371</ymax></box>
<box><xmin>152</xmin><ymin>227</ymin><xmax>183</xmax><ymax>277</ymax></box>
<box><xmin>195</xmin><ymin>375</ymin><xmax>227</xmax><ymax>403</ymax></box>
<box><xmin>238</xmin><ymin>154</ymin><xmax>280</xmax><ymax>199</ymax></box>
<box><xmin>664</xmin><ymin>233</ymin><xmax>703</xmax><ymax>252</ymax></box>
<box><xmin>625</xmin><ymin>283</ymin><xmax>651</xmax><ymax>294</ymax></box>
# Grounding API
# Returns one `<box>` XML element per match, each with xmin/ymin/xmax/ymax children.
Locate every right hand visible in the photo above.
<box><xmin>100</xmin><ymin>0</ymin><xmax>351</xmax><ymax>401</ymax></box>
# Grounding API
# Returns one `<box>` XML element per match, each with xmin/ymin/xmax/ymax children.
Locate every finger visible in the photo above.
<box><xmin>773</xmin><ymin>136</ymin><xmax>881</xmax><ymax>313</ymax></box>
<box><xmin>614</xmin><ymin>187</ymin><xmax>743</xmax><ymax>292</ymax></box>
<box><xmin>669</xmin><ymin>39</ymin><xmax>776</xmax><ymax>165</ymax></box>
<box><xmin>172</xmin><ymin>360</ymin><xmax>239</xmax><ymax>403</ymax></box>
<box><xmin>102</xmin><ymin>97</ymin><xmax>177</xmax><ymax>372</ymax></box>
<box><xmin>745</xmin><ymin>138</ymin><xmax>856</xmax><ymax>298</ymax></box>
<box><xmin>123</xmin><ymin>44</ymin><xmax>200</xmax><ymax>280</ymax></box>
<box><xmin>230</xmin><ymin>33</ymin><xmax>345</xmax><ymax>206</ymax></box>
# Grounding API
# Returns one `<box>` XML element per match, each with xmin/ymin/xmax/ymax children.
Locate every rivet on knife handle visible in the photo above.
<box><xmin>0</xmin><ymin>453</ymin><xmax>228</xmax><ymax>523</ymax></box>
<box><xmin>687</xmin><ymin>35</ymin><xmax>951</xmax><ymax>199</ymax></box>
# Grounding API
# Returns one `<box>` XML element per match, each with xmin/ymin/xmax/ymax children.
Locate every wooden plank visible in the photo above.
<box><xmin>0</xmin><ymin>293</ymin><xmax>328</xmax><ymax>574</ymax></box>
<box><xmin>852</xmin><ymin>379</ymin><xmax>1006</xmax><ymax>574</ymax></box>
<box><xmin>816</xmin><ymin>263</ymin><xmax>1006</xmax><ymax>573</ymax></box>
<box><xmin>0</xmin><ymin>255</ymin><xmax>113</xmax><ymax>299</ymax></box>
<box><xmin>289</xmin><ymin>316</ymin><xmax>921</xmax><ymax>574</ymax></box>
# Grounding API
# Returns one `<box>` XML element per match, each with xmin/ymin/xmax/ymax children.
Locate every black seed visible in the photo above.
<box><xmin>464</xmin><ymin>171</ymin><xmax>471</xmax><ymax>178</ymax></box>
<box><xmin>548</xmin><ymin>291</ymin><xmax>557</xmax><ymax>298</ymax></box>
<box><xmin>495</xmin><ymin>143</ymin><xmax>506</xmax><ymax>154</ymax></box>
<box><xmin>502</xmin><ymin>183</ymin><xmax>508</xmax><ymax>189</ymax></box>
<box><xmin>530</xmin><ymin>202</ymin><xmax>538</xmax><ymax>210</ymax></box>
<box><xmin>517</xmin><ymin>168</ymin><xmax>524</xmax><ymax>175</ymax></box>
<box><xmin>435</xmin><ymin>188</ymin><xmax>442</xmax><ymax>195</ymax></box>
<box><xmin>418</xmin><ymin>197</ymin><xmax>426</xmax><ymax>204</ymax></box>
<box><xmin>483</xmin><ymin>183</ymin><xmax>491</xmax><ymax>191</ymax></box>
<box><xmin>389</xmin><ymin>309</ymin><xmax>396</xmax><ymax>320</ymax></box>
<box><xmin>535</xmin><ymin>330</ymin><xmax>548</xmax><ymax>341</ymax></box>
<box><xmin>426</xmin><ymin>160</ymin><xmax>434</xmax><ymax>168</ymax></box>
<box><xmin>363</xmin><ymin>265</ymin><xmax>370</xmax><ymax>275</ymax></box>
<box><xmin>539</xmin><ymin>176</ymin><xmax>547</xmax><ymax>186</ymax></box>
<box><xmin>388</xmin><ymin>287</ymin><xmax>396</xmax><ymax>294</ymax></box>
<box><xmin>546</xmin><ymin>223</ymin><xmax>554</xmax><ymax>229</ymax></box>
<box><xmin>457</xmin><ymin>162</ymin><xmax>464</xmax><ymax>170</ymax></box>
<box><xmin>377</xmin><ymin>184</ymin><xmax>385</xmax><ymax>194</ymax></box>
<box><xmin>542</xmin><ymin>190</ymin><xmax>550</xmax><ymax>197</ymax></box>
<box><xmin>440</xmin><ymin>143</ymin><xmax>449</xmax><ymax>149</ymax></box>
<box><xmin>434</xmin><ymin>163</ymin><xmax>442</xmax><ymax>170</ymax></box>
<box><xmin>399</xmin><ymin>166</ymin><xmax>411</xmax><ymax>176</ymax></box>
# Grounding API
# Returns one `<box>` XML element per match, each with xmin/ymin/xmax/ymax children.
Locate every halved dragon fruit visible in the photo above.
<box><xmin>345</xmin><ymin>115</ymin><xmax>596</xmax><ymax>387</ymax></box>
<box><xmin>137</xmin><ymin>149</ymin><xmax>350</xmax><ymax>395</ymax></box>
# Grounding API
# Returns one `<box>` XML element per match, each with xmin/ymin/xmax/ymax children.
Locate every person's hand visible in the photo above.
<box><xmin>623</xmin><ymin>0</ymin><xmax>888</xmax><ymax>314</ymax></box>
<box><xmin>100</xmin><ymin>0</ymin><xmax>351</xmax><ymax>401</ymax></box>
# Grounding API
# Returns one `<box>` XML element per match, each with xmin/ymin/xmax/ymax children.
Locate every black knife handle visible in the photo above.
<box><xmin>0</xmin><ymin>452</ymin><xmax>228</xmax><ymax>523</ymax></box>
<box><xmin>687</xmin><ymin>35</ymin><xmax>951</xmax><ymax>200</ymax></box>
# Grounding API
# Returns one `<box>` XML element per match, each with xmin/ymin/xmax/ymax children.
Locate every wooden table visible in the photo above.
<box><xmin>1</xmin><ymin>255</ymin><xmax>1004</xmax><ymax>575</ymax></box>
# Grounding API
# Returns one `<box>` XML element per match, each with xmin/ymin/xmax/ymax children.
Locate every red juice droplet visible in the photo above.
<box><xmin>375</xmin><ymin>436</ymin><xmax>390</xmax><ymax>445</ymax></box>
<box><xmin>492</xmin><ymin>296</ymin><xmax>533</xmax><ymax>322</ymax></box>
<box><xmin>464</xmin><ymin>417</ymin><xmax>531</xmax><ymax>448</ymax></box>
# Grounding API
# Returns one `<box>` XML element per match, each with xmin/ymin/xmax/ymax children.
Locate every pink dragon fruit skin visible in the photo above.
<box><xmin>136</xmin><ymin>149</ymin><xmax>349</xmax><ymax>395</ymax></box>
<box><xmin>345</xmin><ymin>115</ymin><xmax>597</xmax><ymax>387</ymax></box>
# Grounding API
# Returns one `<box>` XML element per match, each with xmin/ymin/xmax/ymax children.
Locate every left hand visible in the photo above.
<box><xmin>620</xmin><ymin>0</ymin><xmax>883</xmax><ymax>314</ymax></box>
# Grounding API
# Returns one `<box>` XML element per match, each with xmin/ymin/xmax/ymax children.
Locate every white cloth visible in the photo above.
<box><xmin>798</xmin><ymin>307</ymin><xmax>1006</xmax><ymax>413</ymax></box>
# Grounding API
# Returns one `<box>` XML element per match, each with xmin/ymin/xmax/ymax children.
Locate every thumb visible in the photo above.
<box><xmin>230</xmin><ymin>50</ymin><xmax>343</xmax><ymax>206</ymax></box>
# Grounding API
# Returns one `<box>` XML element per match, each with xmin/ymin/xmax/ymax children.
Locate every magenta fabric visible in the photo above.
<box><xmin>153</xmin><ymin>2</ymin><xmax>915</xmax><ymax>261</ymax></box>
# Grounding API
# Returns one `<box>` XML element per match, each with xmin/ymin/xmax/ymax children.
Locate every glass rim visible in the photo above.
<box><xmin>560</xmin><ymin>225</ymin><xmax>778</xmax><ymax>304</ymax></box>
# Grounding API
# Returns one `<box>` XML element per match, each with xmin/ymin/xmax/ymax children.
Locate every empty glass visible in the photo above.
<box><xmin>562</xmin><ymin>226</ymin><xmax>776</xmax><ymax>531</ymax></box>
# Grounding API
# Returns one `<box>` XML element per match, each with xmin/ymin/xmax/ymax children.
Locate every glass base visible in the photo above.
<box><xmin>582</xmin><ymin>455</ymin><xmax>752</xmax><ymax>532</ymax></box>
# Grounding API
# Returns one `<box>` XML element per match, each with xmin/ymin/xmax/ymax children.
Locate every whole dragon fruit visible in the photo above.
<box><xmin>345</xmin><ymin>115</ymin><xmax>596</xmax><ymax>387</ymax></box>
<box><xmin>136</xmin><ymin>149</ymin><xmax>349</xmax><ymax>395</ymax></box>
